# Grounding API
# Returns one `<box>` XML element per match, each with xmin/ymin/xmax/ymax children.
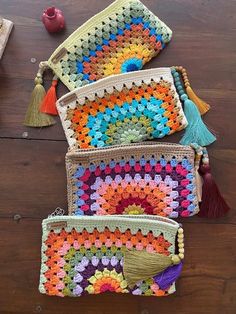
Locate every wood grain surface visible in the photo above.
<box><xmin>0</xmin><ymin>1</ymin><xmax>235</xmax><ymax>313</ymax></box>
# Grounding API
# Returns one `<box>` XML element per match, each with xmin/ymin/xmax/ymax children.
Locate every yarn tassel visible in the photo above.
<box><xmin>186</xmin><ymin>86</ymin><xmax>210</xmax><ymax>115</ymax></box>
<box><xmin>154</xmin><ymin>262</ymin><xmax>183</xmax><ymax>290</ymax></box>
<box><xmin>175</xmin><ymin>66</ymin><xmax>210</xmax><ymax>115</ymax></box>
<box><xmin>40</xmin><ymin>76</ymin><xmax>58</xmax><ymax>115</ymax></box>
<box><xmin>23</xmin><ymin>61</ymin><xmax>55</xmax><ymax>127</ymax></box>
<box><xmin>198</xmin><ymin>163</ymin><xmax>230</xmax><ymax>218</ymax></box>
<box><xmin>123</xmin><ymin>249</ymin><xmax>181</xmax><ymax>288</ymax></box>
<box><xmin>23</xmin><ymin>77</ymin><xmax>55</xmax><ymax>127</ymax></box>
<box><xmin>179</xmin><ymin>94</ymin><xmax>216</xmax><ymax>146</ymax></box>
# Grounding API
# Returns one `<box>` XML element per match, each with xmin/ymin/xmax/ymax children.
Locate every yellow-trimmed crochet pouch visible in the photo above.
<box><xmin>48</xmin><ymin>0</ymin><xmax>172</xmax><ymax>90</ymax></box>
<box><xmin>57</xmin><ymin>67</ymin><xmax>215</xmax><ymax>148</ymax></box>
<box><xmin>65</xmin><ymin>142</ymin><xmax>230</xmax><ymax>218</ymax></box>
<box><xmin>39</xmin><ymin>215</ymin><xmax>184</xmax><ymax>297</ymax></box>
<box><xmin>24</xmin><ymin>0</ymin><xmax>172</xmax><ymax>127</ymax></box>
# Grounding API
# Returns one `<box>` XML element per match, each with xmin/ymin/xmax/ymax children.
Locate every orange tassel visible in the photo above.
<box><xmin>186</xmin><ymin>85</ymin><xmax>210</xmax><ymax>115</ymax></box>
<box><xmin>175</xmin><ymin>66</ymin><xmax>211</xmax><ymax>116</ymax></box>
<box><xmin>40</xmin><ymin>78</ymin><xmax>58</xmax><ymax>115</ymax></box>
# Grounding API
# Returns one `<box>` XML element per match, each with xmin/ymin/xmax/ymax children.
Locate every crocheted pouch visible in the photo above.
<box><xmin>24</xmin><ymin>0</ymin><xmax>172</xmax><ymax>127</ymax></box>
<box><xmin>57</xmin><ymin>67</ymin><xmax>216</xmax><ymax>148</ymax></box>
<box><xmin>39</xmin><ymin>215</ymin><xmax>184</xmax><ymax>297</ymax></box>
<box><xmin>66</xmin><ymin>142</ymin><xmax>230</xmax><ymax>218</ymax></box>
<box><xmin>48</xmin><ymin>0</ymin><xmax>172</xmax><ymax>90</ymax></box>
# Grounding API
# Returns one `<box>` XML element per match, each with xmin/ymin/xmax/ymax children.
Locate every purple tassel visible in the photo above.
<box><xmin>154</xmin><ymin>262</ymin><xmax>183</xmax><ymax>290</ymax></box>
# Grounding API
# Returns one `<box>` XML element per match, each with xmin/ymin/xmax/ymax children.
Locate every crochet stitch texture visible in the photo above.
<box><xmin>57</xmin><ymin>68</ymin><xmax>187</xmax><ymax>149</ymax></box>
<box><xmin>39</xmin><ymin>215</ymin><xmax>179</xmax><ymax>297</ymax></box>
<box><xmin>66</xmin><ymin>143</ymin><xmax>200</xmax><ymax>218</ymax></box>
<box><xmin>48</xmin><ymin>0</ymin><xmax>172</xmax><ymax>90</ymax></box>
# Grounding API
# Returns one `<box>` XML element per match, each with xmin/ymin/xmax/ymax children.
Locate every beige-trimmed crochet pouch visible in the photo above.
<box><xmin>65</xmin><ymin>142</ymin><xmax>230</xmax><ymax>218</ymax></box>
<box><xmin>24</xmin><ymin>0</ymin><xmax>173</xmax><ymax>127</ymax></box>
<box><xmin>57</xmin><ymin>67</ymin><xmax>215</xmax><ymax>149</ymax></box>
<box><xmin>39</xmin><ymin>215</ymin><xmax>184</xmax><ymax>297</ymax></box>
<box><xmin>66</xmin><ymin>142</ymin><xmax>202</xmax><ymax>218</ymax></box>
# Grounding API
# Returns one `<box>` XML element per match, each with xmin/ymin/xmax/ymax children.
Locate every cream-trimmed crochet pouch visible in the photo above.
<box><xmin>57</xmin><ymin>67</ymin><xmax>216</xmax><ymax>148</ymax></box>
<box><xmin>39</xmin><ymin>215</ymin><xmax>184</xmax><ymax>297</ymax></box>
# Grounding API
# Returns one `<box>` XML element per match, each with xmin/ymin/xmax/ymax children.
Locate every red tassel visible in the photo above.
<box><xmin>198</xmin><ymin>164</ymin><xmax>230</xmax><ymax>218</ymax></box>
<box><xmin>40</xmin><ymin>79</ymin><xmax>58</xmax><ymax>115</ymax></box>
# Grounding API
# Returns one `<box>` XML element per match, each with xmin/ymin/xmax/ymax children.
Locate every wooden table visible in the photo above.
<box><xmin>0</xmin><ymin>0</ymin><xmax>235</xmax><ymax>313</ymax></box>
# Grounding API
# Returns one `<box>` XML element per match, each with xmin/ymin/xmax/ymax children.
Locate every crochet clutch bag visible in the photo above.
<box><xmin>48</xmin><ymin>0</ymin><xmax>172</xmax><ymax>90</ymax></box>
<box><xmin>57</xmin><ymin>67</ymin><xmax>216</xmax><ymax>148</ymax></box>
<box><xmin>24</xmin><ymin>0</ymin><xmax>172</xmax><ymax>127</ymax></box>
<box><xmin>66</xmin><ymin>142</ymin><xmax>229</xmax><ymax>218</ymax></box>
<box><xmin>39</xmin><ymin>215</ymin><xmax>184</xmax><ymax>297</ymax></box>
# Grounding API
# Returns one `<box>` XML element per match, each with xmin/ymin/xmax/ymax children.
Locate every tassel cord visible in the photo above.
<box><xmin>173</xmin><ymin>66</ymin><xmax>210</xmax><ymax>115</ymax></box>
<box><xmin>37</xmin><ymin>61</ymin><xmax>49</xmax><ymax>79</ymax></box>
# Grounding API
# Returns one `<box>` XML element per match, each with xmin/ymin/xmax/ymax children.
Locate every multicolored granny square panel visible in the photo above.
<box><xmin>66</xmin><ymin>143</ymin><xmax>200</xmax><ymax>218</ymax></box>
<box><xmin>57</xmin><ymin>68</ymin><xmax>187</xmax><ymax>149</ymax></box>
<box><xmin>48</xmin><ymin>0</ymin><xmax>172</xmax><ymax>91</ymax></box>
<box><xmin>39</xmin><ymin>216</ymin><xmax>179</xmax><ymax>297</ymax></box>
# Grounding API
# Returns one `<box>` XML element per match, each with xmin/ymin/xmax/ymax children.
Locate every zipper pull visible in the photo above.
<box><xmin>48</xmin><ymin>207</ymin><xmax>65</xmax><ymax>218</ymax></box>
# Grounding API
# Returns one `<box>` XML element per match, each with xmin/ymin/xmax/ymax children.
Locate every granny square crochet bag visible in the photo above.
<box><xmin>65</xmin><ymin>142</ymin><xmax>230</xmax><ymax>218</ymax></box>
<box><xmin>57</xmin><ymin>67</ymin><xmax>216</xmax><ymax>148</ymax></box>
<box><xmin>24</xmin><ymin>0</ymin><xmax>172</xmax><ymax>127</ymax></box>
<box><xmin>39</xmin><ymin>215</ymin><xmax>184</xmax><ymax>297</ymax></box>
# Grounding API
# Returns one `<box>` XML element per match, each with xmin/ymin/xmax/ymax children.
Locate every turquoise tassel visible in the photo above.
<box><xmin>180</xmin><ymin>94</ymin><xmax>216</xmax><ymax>146</ymax></box>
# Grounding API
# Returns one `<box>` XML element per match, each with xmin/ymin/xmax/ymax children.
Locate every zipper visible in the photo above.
<box><xmin>45</xmin><ymin>214</ymin><xmax>180</xmax><ymax>229</ymax></box>
<box><xmin>67</xmin><ymin>141</ymin><xmax>192</xmax><ymax>155</ymax></box>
